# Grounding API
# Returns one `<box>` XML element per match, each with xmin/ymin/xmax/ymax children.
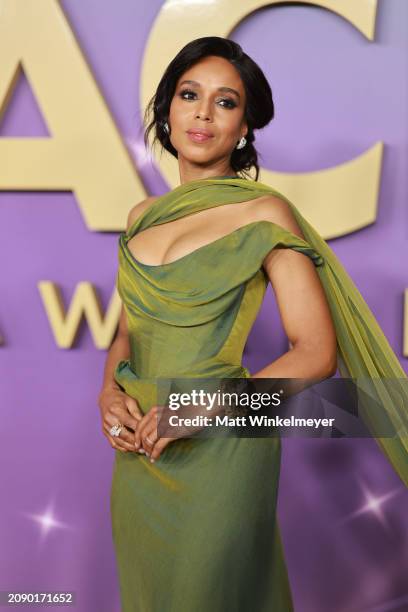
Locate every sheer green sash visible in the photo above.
<box><xmin>120</xmin><ymin>176</ymin><xmax>408</xmax><ymax>487</ymax></box>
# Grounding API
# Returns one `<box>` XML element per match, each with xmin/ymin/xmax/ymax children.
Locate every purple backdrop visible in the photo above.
<box><xmin>1</xmin><ymin>1</ymin><xmax>407</xmax><ymax>611</ymax></box>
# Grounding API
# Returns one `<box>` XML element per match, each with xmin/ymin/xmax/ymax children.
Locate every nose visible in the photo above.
<box><xmin>196</xmin><ymin>98</ymin><xmax>212</xmax><ymax>121</ymax></box>
<box><xmin>196</xmin><ymin>111</ymin><xmax>211</xmax><ymax>122</ymax></box>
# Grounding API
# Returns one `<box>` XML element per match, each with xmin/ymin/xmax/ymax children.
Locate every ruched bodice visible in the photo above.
<box><xmin>114</xmin><ymin>177</ymin><xmax>323</xmax><ymax>392</ymax></box>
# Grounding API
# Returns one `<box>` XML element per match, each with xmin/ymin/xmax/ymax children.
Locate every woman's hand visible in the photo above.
<box><xmin>134</xmin><ymin>402</ymin><xmax>213</xmax><ymax>462</ymax></box>
<box><xmin>98</xmin><ymin>387</ymin><xmax>143</xmax><ymax>453</ymax></box>
<box><xmin>133</xmin><ymin>406</ymin><xmax>174</xmax><ymax>462</ymax></box>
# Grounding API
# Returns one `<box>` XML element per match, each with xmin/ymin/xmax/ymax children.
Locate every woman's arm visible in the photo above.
<box><xmin>253</xmin><ymin>196</ymin><xmax>337</xmax><ymax>380</ymax></box>
<box><xmin>98</xmin><ymin>306</ymin><xmax>144</xmax><ymax>453</ymax></box>
<box><xmin>98</xmin><ymin>306</ymin><xmax>130</xmax><ymax>396</ymax></box>
<box><xmin>97</xmin><ymin>197</ymin><xmax>158</xmax><ymax>452</ymax></box>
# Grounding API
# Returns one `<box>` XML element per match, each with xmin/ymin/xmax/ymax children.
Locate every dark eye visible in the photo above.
<box><xmin>179</xmin><ymin>89</ymin><xmax>236</xmax><ymax>109</ymax></box>
<box><xmin>218</xmin><ymin>98</ymin><xmax>237</xmax><ymax>109</ymax></box>
<box><xmin>179</xmin><ymin>89</ymin><xmax>196</xmax><ymax>101</ymax></box>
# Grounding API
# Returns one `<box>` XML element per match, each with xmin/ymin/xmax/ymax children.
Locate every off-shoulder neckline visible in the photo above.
<box><xmin>121</xmin><ymin>220</ymin><xmax>315</xmax><ymax>270</ymax></box>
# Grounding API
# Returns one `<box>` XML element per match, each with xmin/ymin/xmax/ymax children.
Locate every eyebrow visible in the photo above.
<box><xmin>178</xmin><ymin>79</ymin><xmax>241</xmax><ymax>100</ymax></box>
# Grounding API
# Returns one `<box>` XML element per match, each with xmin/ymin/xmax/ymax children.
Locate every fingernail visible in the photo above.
<box><xmin>150</xmin><ymin>457</ymin><xmax>155</xmax><ymax>463</ymax></box>
<box><xmin>138</xmin><ymin>449</ymin><xmax>145</xmax><ymax>454</ymax></box>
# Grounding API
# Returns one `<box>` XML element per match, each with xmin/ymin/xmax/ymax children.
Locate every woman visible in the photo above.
<box><xmin>98</xmin><ymin>37</ymin><xmax>408</xmax><ymax>611</ymax></box>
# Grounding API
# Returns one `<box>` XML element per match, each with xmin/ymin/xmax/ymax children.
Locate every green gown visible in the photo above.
<box><xmin>110</xmin><ymin>176</ymin><xmax>408</xmax><ymax>612</ymax></box>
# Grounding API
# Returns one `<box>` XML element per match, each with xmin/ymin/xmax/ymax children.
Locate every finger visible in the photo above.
<box><xmin>103</xmin><ymin>423</ymin><xmax>137</xmax><ymax>451</ymax></box>
<box><xmin>133</xmin><ymin>412</ymin><xmax>152</xmax><ymax>448</ymax></box>
<box><xmin>134</xmin><ymin>410</ymin><xmax>155</xmax><ymax>456</ymax></box>
<box><xmin>134</xmin><ymin>407</ymin><xmax>157</xmax><ymax>448</ymax></box>
<box><xmin>108</xmin><ymin>436</ymin><xmax>126</xmax><ymax>452</ymax></box>
<box><xmin>105</xmin><ymin>432</ymin><xmax>132</xmax><ymax>453</ymax></box>
<box><xmin>149</xmin><ymin>437</ymin><xmax>172</xmax><ymax>462</ymax></box>
<box><xmin>141</xmin><ymin>420</ymin><xmax>159</xmax><ymax>454</ymax></box>
<box><xmin>104</xmin><ymin>416</ymin><xmax>136</xmax><ymax>447</ymax></box>
<box><xmin>110</xmin><ymin>403</ymin><xmax>141</xmax><ymax>432</ymax></box>
<box><xmin>105</xmin><ymin>430</ymin><xmax>135</xmax><ymax>452</ymax></box>
<box><xmin>141</xmin><ymin>405</ymin><xmax>167</xmax><ymax>453</ymax></box>
<box><xmin>124</xmin><ymin>395</ymin><xmax>144</xmax><ymax>421</ymax></box>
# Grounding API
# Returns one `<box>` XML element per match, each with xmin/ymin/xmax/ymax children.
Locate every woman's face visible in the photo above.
<box><xmin>168</xmin><ymin>55</ymin><xmax>247</xmax><ymax>172</ymax></box>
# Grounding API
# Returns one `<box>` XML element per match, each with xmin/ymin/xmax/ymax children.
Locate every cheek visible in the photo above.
<box><xmin>168</xmin><ymin>99</ymin><xmax>184</xmax><ymax>123</ymax></box>
<box><xmin>217</xmin><ymin>121</ymin><xmax>240</xmax><ymax>145</ymax></box>
<box><xmin>168</xmin><ymin>103</ymin><xmax>177</xmax><ymax>124</ymax></box>
<box><xmin>218</xmin><ymin>112</ymin><xmax>241</xmax><ymax>131</ymax></box>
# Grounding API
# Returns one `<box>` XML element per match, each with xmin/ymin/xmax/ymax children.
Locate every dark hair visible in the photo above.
<box><xmin>143</xmin><ymin>36</ymin><xmax>274</xmax><ymax>181</ymax></box>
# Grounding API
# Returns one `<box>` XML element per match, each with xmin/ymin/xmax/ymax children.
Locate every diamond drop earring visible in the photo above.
<box><xmin>236</xmin><ymin>136</ymin><xmax>247</xmax><ymax>150</ymax></box>
<box><xmin>163</xmin><ymin>121</ymin><xmax>169</xmax><ymax>134</ymax></box>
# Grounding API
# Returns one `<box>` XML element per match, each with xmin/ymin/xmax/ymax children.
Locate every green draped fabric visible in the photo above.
<box><xmin>111</xmin><ymin>176</ymin><xmax>408</xmax><ymax>612</ymax></box>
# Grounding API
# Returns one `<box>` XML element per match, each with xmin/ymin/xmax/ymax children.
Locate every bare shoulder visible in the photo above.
<box><xmin>251</xmin><ymin>194</ymin><xmax>306</xmax><ymax>240</ymax></box>
<box><xmin>252</xmin><ymin>194</ymin><xmax>312</xmax><ymax>271</ymax></box>
<box><xmin>126</xmin><ymin>196</ymin><xmax>160</xmax><ymax>232</ymax></box>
